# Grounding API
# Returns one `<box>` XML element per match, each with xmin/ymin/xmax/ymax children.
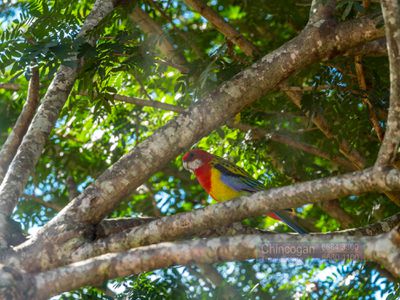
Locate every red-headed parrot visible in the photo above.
<box><xmin>182</xmin><ymin>149</ymin><xmax>307</xmax><ymax>234</ymax></box>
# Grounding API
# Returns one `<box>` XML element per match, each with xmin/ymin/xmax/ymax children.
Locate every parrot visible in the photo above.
<box><xmin>182</xmin><ymin>148</ymin><xmax>307</xmax><ymax>234</ymax></box>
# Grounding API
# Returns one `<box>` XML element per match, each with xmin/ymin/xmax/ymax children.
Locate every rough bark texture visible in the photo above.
<box><xmin>0</xmin><ymin>14</ymin><xmax>383</xmax><ymax>274</ymax></box>
<box><xmin>18</xmin><ymin>167</ymin><xmax>397</xmax><ymax>272</ymax></box>
<box><xmin>0</xmin><ymin>67</ymin><xmax>40</xmax><ymax>184</ymax></box>
<box><xmin>45</xmin><ymin>13</ymin><xmax>385</xmax><ymax>226</ymax></box>
<box><xmin>2</xmin><ymin>1</ymin><xmax>400</xmax><ymax>297</ymax></box>
<box><xmin>34</xmin><ymin>227</ymin><xmax>400</xmax><ymax>299</ymax></box>
<box><xmin>0</xmin><ymin>0</ymin><xmax>116</xmax><ymax>248</ymax></box>
<box><xmin>375</xmin><ymin>0</ymin><xmax>400</xmax><ymax>166</ymax></box>
<box><xmin>365</xmin><ymin>226</ymin><xmax>400</xmax><ymax>277</ymax></box>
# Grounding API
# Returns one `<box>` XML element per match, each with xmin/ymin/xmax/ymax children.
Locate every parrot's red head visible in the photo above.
<box><xmin>182</xmin><ymin>149</ymin><xmax>214</xmax><ymax>172</ymax></box>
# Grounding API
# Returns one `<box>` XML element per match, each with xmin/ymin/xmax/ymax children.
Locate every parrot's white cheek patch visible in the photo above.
<box><xmin>184</xmin><ymin>159</ymin><xmax>203</xmax><ymax>171</ymax></box>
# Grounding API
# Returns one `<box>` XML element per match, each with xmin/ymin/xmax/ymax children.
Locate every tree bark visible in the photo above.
<box><xmin>375</xmin><ymin>0</ymin><xmax>400</xmax><ymax>166</ymax></box>
<box><xmin>0</xmin><ymin>0</ymin><xmax>117</xmax><ymax>248</ymax></box>
<box><xmin>0</xmin><ymin>68</ymin><xmax>39</xmax><ymax>184</ymax></box>
<box><xmin>34</xmin><ymin>226</ymin><xmax>400</xmax><ymax>299</ymax></box>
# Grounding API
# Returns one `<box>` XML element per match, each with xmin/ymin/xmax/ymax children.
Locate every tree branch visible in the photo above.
<box><xmin>95</xmin><ymin>217</ymin><xmax>156</xmax><ymax>238</ymax></box>
<box><xmin>337</xmin><ymin>212</ymin><xmax>400</xmax><ymax>236</ymax></box>
<box><xmin>34</xmin><ymin>226</ymin><xmax>400</xmax><ymax>299</ymax></box>
<box><xmin>195</xmin><ymin>263</ymin><xmax>242</xmax><ymax>300</ymax></box>
<box><xmin>59</xmin><ymin>167</ymin><xmax>400</xmax><ymax>269</ymax></box>
<box><xmin>354</xmin><ymin>55</ymin><xmax>385</xmax><ymax>141</ymax></box>
<box><xmin>229</xmin><ymin>122</ymin><xmax>355</xmax><ymax>170</ymax></box>
<box><xmin>0</xmin><ymin>0</ymin><xmax>116</xmax><ymax>247</ymax></box>
<box><xmin>0</xmin><ymin>67</ymin><xmax>40</xmax><ymax>184</ymax></box>
<box><xmin>344</xmin><ymin>38</ymin><xmax>387</xmax><ymax>57</ymax></box>
<box><xmin>283</xmin><ymin>86</ymin><xmax>400</xmax><ymax>206</ymax></box>
<box><xmin>183</xmin><ymin>0</ymin><xmax>259</xmax><ymax>57</ymax></box>
<box><xmin>282</xmin><ymin>88</ymin><xmax>367</xmax><ymax>169</ymax></box>
<box><xmin>0</xmin><ymin>83</ymin><xmax>21</xmax><ymax>91</ymax></box>
<box><xmin>113</xmin><ymin>93</ymin><xmax>185</xmax><ymax>113</ymax></box>
<box><xmin>375</xmin><ymin>0</ymin><xmax>400</xmax><ymax>166</ymax></box>
<box><xmin>8</xmin><ymin>13</ymin><xmax>385</xmax><ymax>271</ymax></box>
<box><xmin>22</xmin><ymin>194</ymin><xmax>63</xmax><ymax>212</ymax></box>
<box><xmin>319</xmin><ymin>199</ymin><xmax>354</xmax><ymax>228</ymax></box>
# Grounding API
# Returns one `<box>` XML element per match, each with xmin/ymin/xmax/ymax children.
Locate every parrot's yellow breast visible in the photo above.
<box><xmin>209</xmin><ymin>167</ymin><xmax>241</xmax><ymax>202</ymax></box>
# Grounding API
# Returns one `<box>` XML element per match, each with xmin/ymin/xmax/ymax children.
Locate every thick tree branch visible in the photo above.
<box><xmin>49</xmin><ymin>167</ymin><xmax>400</xmax><ymax>270</ymax></box>
<box><xmin>9</xmin><ymin>13</ymin><xmax>385</xmax><ymax>271</ymax></box>
<box><xmin>375</xmin><ymin>0</ymin><xmax>400</xmax><ymax>166</ymax></box>
<box><xmin>98</xmin><ymin>210</ymin><xmax>400</xmax><ymax>241</ymax></box>
<box><xmin>34</xmin><ymin>226</ymin><xmax>400</xmax><ymax>299</ymax></box>
<box><xmin>95</xmin><ymin>217</ymin><xmax>156</xmax><ymax>238</ymax></box>
<box><xmin>337</xmin><ymin>212</ymin><xmax>400</xmax><ymax>236</ymax></box>
<box><xmin>0</xmin><ymin>68</ymin><xmax>40</xmax><ymax>184</ymax></box>
<box><xmin>183</xmin><ymin>0</ymin><xmax>259</xmax><ymax>57</ymax></box>
<box><xmin>0</xmin><ymin>0</ymin><xmax>116</xmax><ymax>247</ymax></box>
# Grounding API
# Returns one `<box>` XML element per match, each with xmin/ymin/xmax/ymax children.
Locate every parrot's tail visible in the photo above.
<box><xmin>271</xmin><ymin>210</ymin><xmax>308</xmax><ymax>234</ymax></box>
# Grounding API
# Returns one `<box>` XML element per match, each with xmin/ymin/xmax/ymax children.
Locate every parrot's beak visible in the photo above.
<box><xmin>182</xmin><ymin>159</ymin><xmax>202</xmax><ymax>172</ymax></box>
<box><xmin>182</xmin><ymin>160</ymin><xmax>190</xmax><ymax>171</ymax></box>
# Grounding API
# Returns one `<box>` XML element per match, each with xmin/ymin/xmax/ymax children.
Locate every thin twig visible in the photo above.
<box><xmin>23</xmin><ymin>194</ymin><xmax>63</xmax><ymax>211</ymax></box>
<box><xmin>0</xmin><ymin>83</ymin><xmax>21</xmax><ymax>91</ymax></box>
<box><xmin>354</xmin><ymin>55</ymin><xmax>384</xmax><ymax>141</ymax></box>
<box><xmin>344</xmin><ymin>38</ymin><xmax>387</xmax><ymax>57</ymax></box>
<box><xmin>283</xmin><ymin>88</ymin><xmax>366</xmax><ymax>169</ymax></box>
<box><xmin>230</xmin><ymin>122</ymin><xmax>354</xmax><ymax>170</ymax></box>
<box><xmin>283</xmin><ymin>87</ymin><xmax>400</xmax><ymax>206</ymax></box>
<box><xmin>183</xmin><ymin>0</ymin><xmax>259</xmax><ymax>57</ymax></box>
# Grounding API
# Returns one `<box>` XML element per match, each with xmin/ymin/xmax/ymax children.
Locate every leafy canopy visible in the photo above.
<box><xmin>0</xmin><ymin>0</ymin><xmax>399</xmax><ymax>299</ymax></box>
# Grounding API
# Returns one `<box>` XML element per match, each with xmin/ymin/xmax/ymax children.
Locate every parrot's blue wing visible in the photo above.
<box><xmin>213</xmin><ymin>159</ymin><xmax>308</xmax><ymax>234</ymax></box>
<box><xmin>213</xmin><ymin>162</ymin><xmax>265</xmax><ymax>193</ymax></box>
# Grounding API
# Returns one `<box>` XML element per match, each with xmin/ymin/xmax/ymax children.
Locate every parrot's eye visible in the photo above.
<box><xmin>188</xmin><ymin>152</ymin><xmax>195</xmax><ymax>160</ymax></box>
